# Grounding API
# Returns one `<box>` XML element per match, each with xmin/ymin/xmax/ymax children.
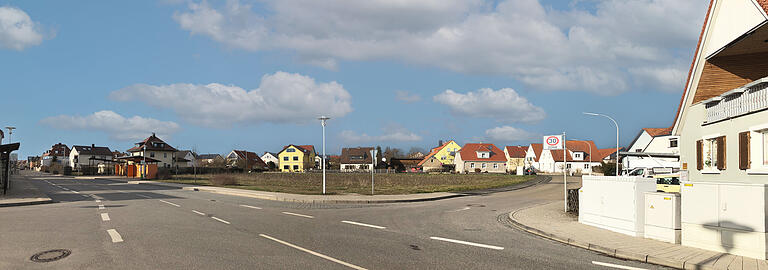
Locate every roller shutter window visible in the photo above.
<box><xmin>739</xmin><ymin>131</ymin><xmax>750</xmax><ymax>170</ymax></box>
<box><xmin>716</xmin><ymin>136</ymin><xmax>726</xmax><ymax>170</ymax></box>
<box><xmin>696</xmin><ymin>140</ymin><xmax>703</xmax><ymax>170</ymax></box>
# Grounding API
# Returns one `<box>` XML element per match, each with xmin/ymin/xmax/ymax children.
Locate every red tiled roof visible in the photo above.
<box><xmin>278</xmin><ymin>144</ymin><xmax>315</xmax><ymax>155</ymax></box>
<box><xmin>417</xmin><ymin>140</ymin><xmax>456</xmax><ymax>166</ymax></box>
<box><xmin>458</xmin><ymin>143</ymin><xmax>506</xmax><ymax>162</ymax></box>
<box><xmin>643</xmin><ymin>127</ymin><xmax>673</xmax><ymax>137</ymax></box>
<box><xmin>529</xmin><ymin>143</ymin><xmax>543</xmax><ymax>162</ymax></box>
<box><xmin>232</xmin><ymin>150</ymin><xmax>267</xmax><ymax>168</ymax></box>
<box><xmin>550</xmin><ymin>149</ymin><xmax>574</xmax><ymax>162</ymax></box>
<box><xmin>504</xmin><ymin>146</ymin><xmax>528</xmax><ymax>159</ymax></box>
<box><xmin>565</xmin><ymin>140</ymin><xmax>602</xmax><ymax>162</ymax></box>
<box><xmin>298</xmin><ymin>145</ymin><xmax>315</xmax><ymax>154</ymax></box>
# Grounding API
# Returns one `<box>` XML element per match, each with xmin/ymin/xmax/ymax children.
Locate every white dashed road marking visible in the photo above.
<box><xmin>591</xmin><ymin>261</ymin><xmax>646</xmax><ymax>270</ymax></box>
<box><xmin>101</xmin><ymin>213</ymin><xmax>111</xmax><ymax>221</ymax></box>
<box><xmin>211</xmin><ymin>217</ymin><xmax>230</xmax><ymax>224</ymax></box>
<box><xmin>95</xmin><ymin>200</ymin><xmax>102</xmax><ymax>203</ymax></box>
<box><xmin>281</xmin><ymin>212</ymin><xmax>314</xmax><ymax>219</ymax></box>
<box><xmin>159</xmin><ymin>200</ymin><xmax>180</xmax><ymax>207</ymax></box>
<box><xmin>429</xmin><ymin>237</ymin><xmax>504</xmax><ymax>250</ymax></box>
<box><xmin>341</xmin><ymin>221</ymin><xmax>386</xmax><ymax>229</ymax></box>
<box><xmin>259</xmin><ymin>234</ymin><xmax>367</xmax><ymax>270</ymax></box>
<box><xmin>107</xmin><ymin>229</ymin><xmax>123</xmax><ymax>243</ymax></box>
<box><xmin>192</xmin><ymin>210</ymin><xmax>206</xmax><ymax>216</ymax></box>
<box><xmin>240</xmin><ymin>204</ymin><xmax>262</xmax><ymax>210</ymax></box>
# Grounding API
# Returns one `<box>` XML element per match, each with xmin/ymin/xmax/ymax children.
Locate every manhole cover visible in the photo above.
<box><xmin>30</xmin><ymin>249</ymin><xmax>71</xmax><ymax>263</ymax></box>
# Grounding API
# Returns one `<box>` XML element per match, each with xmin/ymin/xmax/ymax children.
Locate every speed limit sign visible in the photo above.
<box><xmin>543</xmin><ymin>135</ymin><xmax>563</xmax><ymax>150</ymax></box>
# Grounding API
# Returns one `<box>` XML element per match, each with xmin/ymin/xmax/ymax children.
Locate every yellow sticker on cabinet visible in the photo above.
<box><xmin>663</xmin><ymin>197</ymin><xmax>671</xmax><ymax>200</ymax></box>
<box><xmin>650</xmin><ymin>205</ymin><xmax>655</xmax><ymax>209</ymax></box>
<box><xmin>684</xmin><ymin>184</ymin><xmax>693</xmax><ymax>187</ymax></box>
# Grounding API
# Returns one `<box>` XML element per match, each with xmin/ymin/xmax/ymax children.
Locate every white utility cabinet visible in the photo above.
<box><xmin>681</xmin><ymin>181</ymin><xmax>768</xmax><ymax>260</ymax></box>
<box><xmin>644</xmin><ymin>192</ymin><xmax>681</xmax><ymax>243</ymax></box>
<box><xmin>579</xmin><ymin>176</ymin><xmax>657</xmax><ymax>237</ymax></box>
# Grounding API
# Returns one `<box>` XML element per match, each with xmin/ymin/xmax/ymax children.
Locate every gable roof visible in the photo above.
<box><xmin>72</xmin><ymin>145</ymin><xmax>113</xmax><ymax>156</ymax></box>
<box><xmin>340</xmin><ymin>147</ymin><xmax>374</xmax><ymax>164</ymax></box>
<box><xmin>564</xmin><ymin>140</ymin><xmax>602</xmax><ymax>162</ymax></box>
<box><xmin>504</xmin><ymin>146</ymin><xmax>528</xmax><ymax>159</ymax></box>
<box><xmin>230</xmin><ymin>150</ymin><xmax>267</xmax><ymax>168</ymax></box>
<box><xmin>127</xmin><ymin>134</ymin><xmax>177</xmax><ymax>152</ymax></box>
<box><xmin>262</xmin><ymin>152</ymin><xmax>278</xmax><ymax>158</ymax></box>
<box><xmin>643</xmin><ymin>127</ymin><xmax>673</xmax><ymax>137</ymax></box>
<box><xmin>278</xmin><ymin>144</ymin><xmax>315</xmax><ymax>155</ymax></box>
<box><xmin>417</xmin><ymin>140</ymin><xmax>457</xmax><ymax>166</ymax></box>
<box><xmin>458</xmin><ymin>143</ymin><xmax>506</xmax><ymax>162</ymax></box>
<box><xmin>197</xmin><ymin>154</ymin><xmax>222</xmax><ymax>160</ymax></box>
<box><xmin>529</xmin><ymin>143</ymin><xmax>543</xmax><ymax>162</ymax></box>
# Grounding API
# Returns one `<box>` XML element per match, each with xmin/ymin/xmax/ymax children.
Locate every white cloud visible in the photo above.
<box><xmin>172</xmin><ymin>0</ymin><xmax>706</xmax><ymax>93</ymax></box>
<box><xmin>109</xmin><ymin>71</ymin><xmax>352</xmax><ymax>127</ymax></box>
<box><xmin>395</xmin><ymin>90</ymin><xmax>421</xmax><ymax>103</ymax></box>
<box><xmin>339</xmin><ymin>130</ymin><xmax>422</xmax><ymax>144</ymax></box>
<box><xmin>40</xmin><ymin>110</ymin><xmax>181</xmax><ymax>141</ymax></box>
<box><xmin>485</xmin><ymin>126</ymin><xmax>537</xmax><ymax>142</ymax></box>
<box><xmin>433</xmin><ymin>88</ymin><xmax>546</xmax><ymax>123</ymax></box>
<box><xmin>0</xmin><ymin>6</ymin><xmax>45</xmax><ymax>50</ymax></box>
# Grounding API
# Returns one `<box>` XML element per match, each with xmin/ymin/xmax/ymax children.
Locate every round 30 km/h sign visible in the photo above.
<box><xmin>546</xmin><ymin>136</ymin><xmax>560</xmax><ymax>146</ymax></box>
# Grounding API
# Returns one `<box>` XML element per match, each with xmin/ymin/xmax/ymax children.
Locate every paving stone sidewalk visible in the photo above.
<box><xmin>508</xmin><ymin>201</ymin><xmax>768</xmax><ymax>270</ymax></box>
<box><xmin>0</xmin><ymin>174</ymin><xmax>53</xmax><ymax>207</ymax></box>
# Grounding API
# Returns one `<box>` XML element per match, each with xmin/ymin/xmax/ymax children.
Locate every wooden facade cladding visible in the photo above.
<box><xmin>693</xmin><ymin>52</ymin><xmax>768</xmax><ymax>103</ymax></box>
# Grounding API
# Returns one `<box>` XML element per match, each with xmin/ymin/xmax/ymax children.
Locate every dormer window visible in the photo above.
<box><xmin>287</xmin><ymin>148</ymin><xmax>296</xmax><ymax>153</ymax></box>
<box><xmin>476</xmin><ymin>151</ymin><xmax>490</xmax><ymax>158</ymax></box>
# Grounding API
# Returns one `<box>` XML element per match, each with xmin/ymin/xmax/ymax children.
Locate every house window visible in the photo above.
<box><xmin>293</xmin><ymin>165</ymin><xmax>299</xmax><ymax>170</ymax></box>
<box><xmin>493</xmin><ymin>163</ymin><xmax>498</xmax><ymax>169</ymax></box>
<box><xmin>699</xmin><ymin>136</ymin><xmax>726</xmax><ymax>172</ymax></box>
<box><xmin>566</xmin><ymin>164</ymin><xmax>572</xmax><ymax>169</ymax></box>
<box><xmin>704</xmin><ymin>138</ymin><xmax>717</xmax><ymax>170</ymax></box>
<box><xmin>293</xmin><ymin>156</ymin><xmax>299</xmax><ymax>161</ymax></box>
<box><xmin>150</xmin><ymin>152</ymin><xmax>155</xmax><ymax>158</ymax></box>
<box><xmin>669</xmin><ymin>138</ymin><xmax>678</xmax><ymax>148</ymax></box>
<box><xmin>574</xmin><ymin>153</ymin><xmax>581</xmax><ymax>159</ymax></box>
<box><xmin>481</xmin><ymin>163</ymin><xmax>487</xmax><ymax>168</ymax></box>
<box><xmin>584</xmin><ymin>164</ymin><xmax>590</xmax><ymax>169</ymax></box>
<box><xmin>287</xmin><ymin>148</ymin><xmax>296</xmax><ymax>152</ymax></box>
<box><xmin>283</xmin><ymin>165</ymin><xmax>289</xmax><ymax>170</ymax></box>
<box><xmin>164</xmin><ymin>153</ymin><xmax>167</xmax><ymax>158</ymax></box>
<box><xmin>470</xmin><ymin>163</ymin><xmax>475</xmax><ymax>168</ymax></box>
<box><xmin>283</xmin><ymin>156</ymin><xmax>289</xmax><ymax>161</ymax></box>
<box><xmin>441</xmin><ymin>156</ymin><xmax>446</xmax><ymax>160</ymax></box>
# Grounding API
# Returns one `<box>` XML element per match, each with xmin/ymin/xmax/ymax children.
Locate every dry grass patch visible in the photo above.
<box><xmin>161</xmin><ymin>173</ymin><xmax>534</xmax><ymax>195</ymax></box>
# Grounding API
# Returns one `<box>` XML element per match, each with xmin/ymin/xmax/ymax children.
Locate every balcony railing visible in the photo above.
<box><xmin>704</xmin><ymin>78</ymin><xmax>768</xmax><ymax>124</ymax></box>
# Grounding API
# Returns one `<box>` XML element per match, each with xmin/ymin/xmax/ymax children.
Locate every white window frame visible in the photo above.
<box><xmin>481</xmin><ymin>163</ymin><xmax>487</xmax><ymax>169</ymax></box>
<box><xmin>493</xmin><ymin>163</ymin><xmax>498</xmax><ymax>169</ymax></box>
<box><xmin>747</xmin><ymin>124</ymin><xmax>768</xmax><ymax>175</ymax></box>
<box><xmin>701</xmin><ymin>133</ymin><xmax>722</xmax><ymax>174</ymax></box>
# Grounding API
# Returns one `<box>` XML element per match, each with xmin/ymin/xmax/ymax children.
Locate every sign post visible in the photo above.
<box><xmin>370</xmin><ymin>149</ymin><xmax>377</xmax><ymax>195</ymax></box>
<box><xmin>544</xmin><ymin>134</ymin><xmax>567</xmax><ymax>212</ymax></box>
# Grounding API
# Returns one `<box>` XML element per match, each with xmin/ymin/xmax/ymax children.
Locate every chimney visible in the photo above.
<box><xmin>152</xmin><ymin>132</ymin><xmax>156</xmax><ymax>137</ymax></box>
<box><xmin>438</xmin><ymin>140</ymin><xmax>443</xmax><ymax>147</ymax></box>
<box><xmin>92</xmin><ymin>144</ymin><xmax>95</xmax><ymax>148</ymax></box>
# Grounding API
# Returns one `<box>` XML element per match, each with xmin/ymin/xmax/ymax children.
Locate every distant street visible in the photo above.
<box><xmin>0</xmin><ymin>172</ymin><xmax>669</xmax><ymax>269</ymax></box>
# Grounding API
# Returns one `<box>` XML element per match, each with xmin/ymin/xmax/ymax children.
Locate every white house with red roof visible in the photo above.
<box><xmin>454</xmin><ymin>143</ymin><xmax>507</xmax><ymax>173</ymax></box>
<box><xmin>622</xmin><ymin>127</ymin><xmax>680</xmax><ymax>172</ymax></box>
<box><xmin>671</xmin><ymin>0</ymin><xmax>768</xmax><ymax>259</ymax></box>
<box><xmin>532</xmin><ymin>140</ymin><xmax>616</xmax><ymax>174</ymax></box>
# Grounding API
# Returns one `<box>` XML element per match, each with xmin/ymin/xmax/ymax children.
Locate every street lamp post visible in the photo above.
<box><xmin>5</xmin><ymin>126</ymin><xmax>15</xmax><ymax>144</ymax></box>
<box><xmin>318</xmin><ymin>116</ymin><xmax>330</xmax><ymax>195</ymax></box>
<box><xmin>583</xmin><ymin>112</ymin><xmax>619</xmax><ymax>176</ymax></box>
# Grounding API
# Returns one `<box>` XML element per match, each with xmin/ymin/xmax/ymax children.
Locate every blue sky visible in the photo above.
<box><xmin>0</xmin><ymin>0</ymin><xmax>707</xmax><ymax>158</ymax></box>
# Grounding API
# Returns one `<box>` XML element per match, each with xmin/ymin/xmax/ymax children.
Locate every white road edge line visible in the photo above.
<box><xmin>192</xmin><ymin>210</ymin><xmax>206</xmax><ymax>216</ymax></box>
<box><xmin>98</xmin><ymin>205</ymin><xmax>105</xmax><ymax>210</ymax></box>
<box><xmin>136</xmin><ymin>194</ymin><xmax>152</xmax><ymax>199</ymax></box>
<box><xmin>259</xmin><ymin>234</ymin><xmax>367</xmax><ymax>270</ymax></box>
<box><xmin>281</xmin><ymin>212</ymin><xmax>314</xmax><ymax>219</ymax></box>
<box><xmin>95</xmin><ymin>200</ymin><xmax>102</xmax><ymax>203</ymax></box>
<box><xmin>429</xmin><ymin>237</ymin><xmax>504</xmax><ymax>250</ymax></box>
<box><xmin>591</xmin><ymin>261</ymin><xmax>647</xmax><ymax>270</ymax></box>
<box><xmin>211</xmin><ymin>217</ymin><xmax>230</xmax><ymax>224</ymax></box>
<box><xmin>101</xmin><ymin>213</ymin><xmax>111</xmax><ymax>221</ymax></box>
<box><xmin>341</xmin><ymin>220</ymin><xmax>386</xmax><ymax>229</ymax></box>
<box><xmin>447</xmin><ymin>207</ymin><xmax>471</xmax><ymax>212</ymax></box>
<box><xmin>240</xmin><ymin>204</ymin><xmax>262</xmax><ymax>210</ymax></box>
<box><xmin>159</xmin><ymin>200</ymin><xmax>181</xmax><ymax>207</ymax></box>
<box><xmin>107</xmin><ymin>229</ymin><xmax>123</xmax><ymax>243</ymax></box>
<box><xmin>71</xmin><ymin>190</ymin><xmax>80</xmax><ymax>193</ymax></box>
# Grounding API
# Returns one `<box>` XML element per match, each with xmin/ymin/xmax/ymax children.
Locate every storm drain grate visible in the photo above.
<box><xmin>30</xmin><ymin>249</ymin><xmax>71</xmax><ymax>263</ymax></box>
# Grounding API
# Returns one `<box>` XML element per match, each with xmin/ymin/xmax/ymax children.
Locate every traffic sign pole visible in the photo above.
<box><xmin>563</xmin><ymin>132</ymin><xmax>567</xmax><ymax>212</ymax></box>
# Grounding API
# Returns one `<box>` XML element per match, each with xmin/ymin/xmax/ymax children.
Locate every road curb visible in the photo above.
<box><xmin>0</xmin><ymin>198</ymin><xmax>54</xmax><ymax>207</ymax></box>
<box><xmin>506</xmin><ymin>205</ymin><xmax>709</xmax><ymax>270</ymax></box>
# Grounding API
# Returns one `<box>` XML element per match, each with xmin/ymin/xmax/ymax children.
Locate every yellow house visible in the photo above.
<box><xmin>418</xmin><ymin>140</ymin><xmax>461</xmax><ymax>171</ymax></box>
<box><xmin>277</xmin><ymin>144</ymin><xmax>316</xmax><ymax>172</ymax></box>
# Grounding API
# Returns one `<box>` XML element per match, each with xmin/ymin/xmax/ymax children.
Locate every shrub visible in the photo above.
<box><xmin>210</xmin><ymin>174</ymin><xmax>237</xmax><ymax>186</ymax></box>
<box><xmin>474</xmin><ymin>168</ymin><xmax>482</xmax><ymax>173</ymax></box>
<box><xmin>156</xmin><ymin>168</ymin><xmax>172</xmax><ymax>180</ymax></box>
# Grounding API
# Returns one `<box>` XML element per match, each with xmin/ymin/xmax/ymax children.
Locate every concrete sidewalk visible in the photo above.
<box><xmin>508</xmin><ymin>201</ymin><xmax>768</xmax><ymax>270</ymax></box>
<box><xmin>0</xmin><ymin>174</ymin><xmax>53</xmax><ymax>207</ymax></box>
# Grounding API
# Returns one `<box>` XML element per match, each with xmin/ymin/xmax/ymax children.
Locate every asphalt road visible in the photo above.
<box><xmin>0</xmin><ymin>172</ymin><xmax>672</xmax><ymax>270</ymax></box>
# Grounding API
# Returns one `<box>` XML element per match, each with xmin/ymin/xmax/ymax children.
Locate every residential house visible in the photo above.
<box><xmin>175</xmin><ymin>150</ymin><xmax>197</xmax><ymax>168</ymax></box>
<box><xmin>388</xmin><ymin>158</ymin><xmax>422</xmax><ymax>172</ymax></box>
<box><xmin>27</xmin><ymin>156</ymin><xmax>40</xmax><ymax>170</ymax></box>
<box><xmin>454</xmin><ymin>143</ymin><xmax>506</xmax><ymax>173</ymax></box>
<box><xmin>622</xmin><ymin>127</ymin><xmax>680</xmax><ymax>172</ymax></box>
<box><xmin>69</xmin><ymin>144</ymin><xmax>113</xmax><ymax>170</ymax></box>
<box><xmin>41</xmin><ymin>143</ymin><xmax>70</xmax><ymax>167</ymax></box>
<box><xmin>535</xmin><ymin>140</ymin><xmax>613</xmax><ymax>174</ymax></box>
<box><xmin>197</xmin><ymin>154</ymin><xmax>224</xmax><ymax>166</ymax></box>
<box><xmin>524</xmin><ymin>143</ymin><xmax>544</xmax><ymax>172</ymax></box>
<box><xmin>418</xmin><ymin>140</ymin><xmax>462</xmax><ymax>172</ymax></box>
<box><xmin>225</xmin><ymin>150</ymin><xmax>267</xmax><ymax>171</ymax></box>
<box><xmin>261</xmin><ymin>152</ymin><xmax>279</xmax><ymax>169</ymax></box>
<box><xmin>277</xmin><ymin>145</ymin><xmax>316</xmax><ymax>172</ymax></box>
<box><xmin>667</xmin><ymin>0</ymin><xmax>768</xmax><ymax>259</ymax></box>
<box><xmin>126</xmin><ymin>133</ymin><xmax>177</xmax><ymax>168</ymax></box>
<box><xmin>503</xmin><ymin>146</ymin><xmax>528</xmax><ymax>173</ymax></box>
<box><xmin>340</xmin><ymin>147</ymin><xmax>374</xmax><ymax>172</ymax></box>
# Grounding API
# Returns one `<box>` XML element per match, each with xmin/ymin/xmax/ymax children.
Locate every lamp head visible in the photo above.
<box><xmin>582</xmin><ymin>112</ymin><xmax>599</xmax><ymax>116</ymax></box>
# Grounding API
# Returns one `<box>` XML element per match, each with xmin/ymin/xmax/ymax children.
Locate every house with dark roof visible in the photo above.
<box><xmin>454</xmin><ymin>143</ymin><xmax>507</xmax><ymax>173</ymax></box>
<box><xmin>69</xmin><ymin>144</ymin><xmax>113</xmax><ymax>170</ymax></box>
<box><xmin>41</xmin><ymin>143</ymin><xmax>70</xmax><ymax>167</ymax></box>
<box><xmin>277</xmin><ymin>144</ymin><xmax>316</xmax><ymax>172</ymax></box>
<box><xmin>126</xmin><ymin>133</ymin><xmax>177</xmax><ymax>168</ymax></box>
<box><xmin>225</xmin><ymin>150</ymin><xmax>267</xmax><ymax>171</ymax></box>
<box><xmin>622</xmin><ymin>127</ymin><xmax>679</xmax><ymax>172</ymax></box>
<box><xmin>670</xmin><ymin>0</ymin><xmax>768</xmax><ymax>258</ymax></box>
<box><xmin>340</xmin><ymin>147</ymin><xmax>374</xmax><ymax>172</ymax></box>
<box><xmin>175</xmin><ymin>150</ymin><xmax>197</xmax><ymax>168</ymax></box>
<box><xmin>197</xmin><ymin>154</ymin><xmax>224</xmax><ymax>166</ymax></box>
